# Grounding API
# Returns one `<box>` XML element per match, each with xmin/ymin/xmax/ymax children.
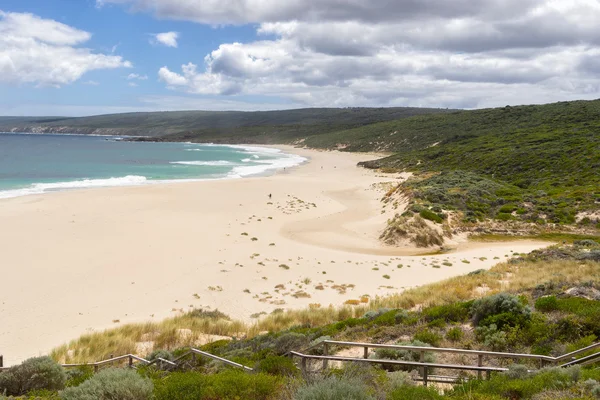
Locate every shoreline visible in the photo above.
<box><xmin>0</xmin><ymin>141</ymin><xmax>308</xmax><ymax>200</ymax></box>
<box><xmin>0</xmin><ymin>146</ymin><xmax>550</xmax><ymax>366</ymax></box>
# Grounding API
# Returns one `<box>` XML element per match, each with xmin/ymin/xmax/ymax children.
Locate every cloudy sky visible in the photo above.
<box><xmin>1</xmin><ymin>0</ymin><xmax>600</xmax><ymax>116</ymax></box>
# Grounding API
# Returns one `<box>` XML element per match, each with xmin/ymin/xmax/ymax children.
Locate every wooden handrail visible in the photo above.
<box><xmin>289</xmin><ymin>351</ymin><xmax>507</xmax><ymax>386</ymax></box>
<box><xmin>554</xmin><ymin>342</ymin><xmax>600</xmax><ymax>362</ymax></box>
<box><xmin>321</xmin><ymin>340</ymin><xmax>555</xmax><ymax>362</ymax></box>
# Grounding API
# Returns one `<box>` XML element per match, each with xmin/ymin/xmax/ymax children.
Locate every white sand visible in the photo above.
<box><xmin>0</xmin><ymin>146</ymin><xmax>549</xmax><ymax>365</ymax></box>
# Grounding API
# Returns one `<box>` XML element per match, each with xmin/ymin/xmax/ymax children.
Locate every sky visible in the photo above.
<box><xmin>1</xmin><ymin>0</ymin><xmax>600</xmax><ymax>116</ymax></box>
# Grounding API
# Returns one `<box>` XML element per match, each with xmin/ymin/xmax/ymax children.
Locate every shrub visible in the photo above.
<box><xmin>476</xmin><ymin>324</ymin><xmax>509</xmax><ymax>351</ymax></box>
<box><xmin>388</xmin><ymin>385</ymin><xmax>443</xmax><ymax>400</ymax></box>
<box><xmin>0</xmin><ymin>356</ymin><xmax>66</xmax><ymax>396</ymax></box>
<box><xmin>255</xmin><ymin>356</ymin><xmax>299</xmax><ymax>377</ymax></box>
<box><xmin>293</xmin><ymin>376</ymin><xmax>374</xmax><ymax>400</ymax></box>
<box><xmin>535</xmin><ymin>296</ymin><xmax>559</xmax><ymax>312</ymax></box>
<box><xmin>362</xmin><ymin>308</ymin><xmax>391</xmax><ymax>321</ymax></box>
<box><xmin>413</xmin><ymin>330</ymin><xmax>442</xmax><ymax>347</ymax></box>
<box><xmin>153</xmin><ymin>370</ymin><xmax>282</xmax><ymax>400</ymax></box>
<box><xmin>420</xmin><ymin>209</ymin><xmax>444</xmax><ymax>224</ymax></box>
<box><xmin>446</xmin><ymin>327</ymin><xmax>464</xmax><ymax>342</ymax></box>
<box><xmin>505</xmin><ymin>364</ymin><xmax>531</xmax><ymax>380</ymax></box>
<box><xmin>470</xmin><ymin>293</ymin><xmax>531</xmax><ymax>326</ymax></box>
<box><xmin>574</xmin><ymin>239</ymin><xmax>599</xmax><ymax>247</ymax></box>
<box><xmin>272</xmin><ymin>332</ymin><xmax>309</xmax><ymax>355</ymax></box>
<box><xmin>60</xmin><ymin>368</ymin><xmax>152</xmax><ymax>400</ymax></box>
<box><xmin>147</xmin><ymin>349</ymin><xmax>174</xmax><ymax>362</ymax></box>
<box><xmin>64</xmin><ymin>367</ymin><xmax>94</xmax><ymax>388</ymax></box>
<box><xmin>423</xmin><ymin>302</ymin><xmax>470</xmax><ymax>323</ymax></box>
<box><xmin>387</xmin><ymin>371</ymin><xmax>415</xmax><ymax>391</ymax></box>
<box><xmin>371</xmin><ymin>340</ymin><xmax>435</xmax><ymax>372</ymax></box>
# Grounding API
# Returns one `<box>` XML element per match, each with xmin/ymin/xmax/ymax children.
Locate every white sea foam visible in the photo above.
<box><xmin>0</xmin><ymin>176</ymin><xmax>148</xmax><ymax>199</ymax></box>
<box><xmin>170</xmin><ymin>160</ymin><xmax>235</xmax><ymax>166</ymax></box>
<box><xmin>0</xmin><ymin>144</ymin><xmax>307</xmax><ymax>199</ymax></box>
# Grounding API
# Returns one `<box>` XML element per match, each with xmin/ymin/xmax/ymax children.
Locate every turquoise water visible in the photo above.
<box><xmin>0</xmin><ymin>133</ymin><xmax>306</xmax><ymax>199</ymax></box>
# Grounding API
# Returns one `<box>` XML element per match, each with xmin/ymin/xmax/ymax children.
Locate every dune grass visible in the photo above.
<box><xmin>51</xmin><ymin>257</ymin><xmax>600</xmax><ymax>364</ymax></box>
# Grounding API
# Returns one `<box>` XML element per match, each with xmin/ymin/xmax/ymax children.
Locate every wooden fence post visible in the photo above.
<box><xmin>419</xmin><ymin>351</ymin><xmax>425</xmax><ymax>377</ymax></box>
<box><xmin>363</xmin><ymin>346</ymin><xmax>369</xmax><ymax>359</ymax></box>
<box><xmin>323</xmin><ymin>343</ymin><xmax>329</xmax><ymax>370</ymax></box>
<box><xmin>478</xmin><ymin>354</ymin><xmax>483</xmax><ymax>380</ymax></box>
<box><xmin>0</xmin><ymin>355</ymin><xmax>3</xmax><ymax>368</ymax></box>
<box><xmin>128</xmin><ymin>355</ymin><xmax>133</xmax><ymax>368</ymax></box>
<box><xmin>423</xmin><ymin>366</ymin><xmax>428</xmax><ymax>387</ymax></box>
<box><xmin>301</xmin><ymin>357</ymin><xmax>307</xmax><ymax>375</ymax></box>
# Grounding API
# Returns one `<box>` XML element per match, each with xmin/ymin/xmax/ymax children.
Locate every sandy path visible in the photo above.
<box><xmin>0</xmin><ymin>146</ymin><xmax>549</xmax><ymax>365</ymax></box>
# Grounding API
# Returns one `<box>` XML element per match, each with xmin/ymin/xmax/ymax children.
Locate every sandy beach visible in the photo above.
<box><xmin>0</xmin><ymin>146</ymin><xmax>549</xmax><ymax>366</ymax></box>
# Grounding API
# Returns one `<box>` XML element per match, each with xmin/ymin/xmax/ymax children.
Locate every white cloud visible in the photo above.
<box><xmin>103</xmin><ymin>0</ymin><xmax>600</xmax><ymax>108</ymax></box>
<box><xmin>83</xmin><ymin>80</ymin><xmax>100</xmax><ymax>85</ymax></box>
<box><xmin>128</xmin><ymin>82</ymin><xmax>138</xmax><ymax>87</ymax></box>
<box><xmin>152</xmin><ymin>31</ymin><xmax>179</xmax><ymax>48</ymax></box>
<box><xmin>0</xmin><ymin>11</ymin><xmax>131</xmax><ymax>87</ymax></box>
<box><xmin>127</xmin><ymin>73</ymin><xmax>148</xmax><ymax>80</ymax></box>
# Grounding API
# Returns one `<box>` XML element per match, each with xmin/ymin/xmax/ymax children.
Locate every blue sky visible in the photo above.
<box><xmin>1</xmin><ymin>0</ymin><xmax>600</xmax><ymax>116</ymax></box>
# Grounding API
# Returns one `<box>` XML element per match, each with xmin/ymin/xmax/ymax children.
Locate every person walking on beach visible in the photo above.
<box><xmin>269</xmin><ymin>193</ymin><xmax>272</xmax><ymax>199</ymax></box>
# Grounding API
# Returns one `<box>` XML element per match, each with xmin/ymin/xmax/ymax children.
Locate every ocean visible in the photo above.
<box><xmin>0</xmin><ymin>133</ymin><xmax>306</xmax><ymax>199</ymax></box>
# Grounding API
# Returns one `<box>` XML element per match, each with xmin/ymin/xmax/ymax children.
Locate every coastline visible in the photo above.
<box><xmin>0</xmin><ymin>138</ymin><xmax>308</xmax><ymax>200</ymax></box>
<box><xmin>0</xmin><ymin>145</ymin><xmax>550</xmax><ymax>365</ymax></box>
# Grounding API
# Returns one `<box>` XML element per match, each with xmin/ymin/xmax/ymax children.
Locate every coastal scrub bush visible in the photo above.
<box><xmin>272</xmin><ymin>332</ymin><xmax>309</xmax><ymax>355</ymax></box>
<box><xmin>255</xmin><ymin>356</ymin><xmax>299</xmax><ymax>377</ymax></box>
<box><xmin>388</xmin><ymin>385</ymin><xmax>443</xmax><ymax>400</ymax></box>
<box><xmin>293</xmin><ymin>376</ymin><xmax>374</xmax><ymax>400</ymax></box>
<box><xmin>413</xmin><ymin>330</ymin><xmax>442</xmax><ymax>347</ymax></box>
<box><xmin>535</xmin><ymin>296</ymin><xmax>559</xmax><ymax>312</ymax></box>
<box><xmin>60</xmin><ymin>368</ymin><xmax>152</xmax><ymax>400</ymax></box>
<box><xmin>386</xmin><ymin>371</ymin><xmax>415</xmax><ymax>391</ymax></box>
<box><xmin>371</xmin><ymin>340</ymin><xmax>435</xmax><ymax>372</ymax></box>
<box><xmin>153</xmin><ymin>370</ymin><xmax>282</xmax><ymax>400</ymax></box>
<box><xmin>363</xmin><ymin>308</ymin><xmax>391</xmax><ymax>321</ymax></box>
<box><xmin>419</xmin><ymin>209</ymin><xmax>444</xmax><ymax>224</ymax></box>
<box><xmin>64</xmin><ymin>367</ymin><xmax>94</xmax><ymax>388</ymax></box>
<box><xmin>446</xmin><ymin>327</ymin><xmax>464</xmax><ymax>342</ymax></box>
<box><xmin>475</xmin><ymin>324</ymin><xmax>509</xmax><ymax>351</ymax></box>
<box><xmin>422</xmin><ymin>302</ymin><xmax>471</xmax><ymax>323</ymax></box>
<box><xmin>147</xmin><ymin>349</ymin><xmax>174</xmax><ymax>362</ymax></box>
<box><xmin>470</xmin><ymin>293</ymin><xmax>531</xmax><ymax>327</ymax></box>
<box><xmin>0</xmin><ymin>356</ymin><xmax>66</xmax><ymax>396</ymax></box>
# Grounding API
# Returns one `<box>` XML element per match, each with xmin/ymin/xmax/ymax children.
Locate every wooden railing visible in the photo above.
<box><xmin>289</xmin><ymin>340</ymin><xmax>600</xmax><ymax>386</ymax></box>
<box><xmin>1</xmin><ymin>340</ymin><xmax>597</xmax><ymax>386</ymax></box>
<box><xmin>0</xmin><ymin>348</ymin><xmax>254</xmax><ymax>373</ymax></box>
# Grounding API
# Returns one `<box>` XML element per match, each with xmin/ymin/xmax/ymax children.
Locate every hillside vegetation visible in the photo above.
<box><xmin>353</xmin><ymin>100</ymin><xmax>600</xmax><ymax>236</ymax></box>
<box><xmin>5</xmin><ymin>241</ymin><xmax>600</xmax><ymax>399</ymax></box>
<box><xmin>0</xmin><ymin>107</ymin><xmax>452</xmax><ymax>138</ymax></box>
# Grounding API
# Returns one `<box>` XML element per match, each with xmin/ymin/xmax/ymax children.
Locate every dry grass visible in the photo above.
<box><xmin>51</xmin><ymin>259</ymin><xmax>599</xmax><ymax>364</ymax></box>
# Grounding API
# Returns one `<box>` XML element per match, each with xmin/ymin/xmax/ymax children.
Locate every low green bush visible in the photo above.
<box><xmin>293</xmin><ymin>376</ymin><xmax>374</xmax><ymax>400</ymax></box>
<box><xmin>413</xmin><ymin>330</ymin><xmax>442</xmax><ymax>347</ymax></box>
<box><xmin>422</xmin><ymin>302</ymin><xmax>470</xmax><ymax>323</ymax></box>
<box><xmin>272</xmin><ymin>332</ymin><xmax>309</xmax><ymax>355</ymax></box>
<box><xmin>419</xmin><ymin>209</ymin><xmax>444</xmax><ymax>224</ymax></box>
<box><xmin>64</xmin><ymin>367</ymin><xmax>94</xmax><ymax>388</ymax></box>
<box><xmin>0</xmin><ymin>356</ymin><xmax>66</xmax><ymax>396</ymax></box>
<box><xmin>153</xmin><ymin>370</ymin><xmax>283</xmax><ymax>400</ymax></box>
<box><xmin>255</xmin><ymin>356</ymin><xmax>299</xmax><ymax>377</ymax></box>
<box><xmin>470</xmin><ymin>293</ymin><xmax>531</xmax><ymax>326</ymax></box>
<box><xmin>371</xmin><ymin>340</ymin><xmax>435</xmax><ymax>372</ymax></box>
<box><xmin>388</xmin><ymin>385</ymin><xmax>443</xmax><ymax>399</ymax></box>
<box><xmin>534</xmin><ymin>296</ymin><xmax>559</xmax><ymax>312</ymax></box>
<box><xmin>445</xmin><ymin>327</ymin><xmax>464</xmax><ymax>342</ymax></box>
<box><xmin>60</xmin><ymin>368</ymin><xmax>152</xmax><ymax>400</ymax></box>
<box><xmin>147</xmin><ymin>349</ymin><xmax>174</xmax><ymax>362</ymax></box>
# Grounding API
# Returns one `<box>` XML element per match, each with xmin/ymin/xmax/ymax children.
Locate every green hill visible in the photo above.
<box><xmin>351</xmin><ymin>100</ymin><xmax>600</xmax><ymax>227</ymax></box>
<box><xmin>0</xmin><ymin>107</ymin><xmax>452</xmax><ymax>138</ymax></box>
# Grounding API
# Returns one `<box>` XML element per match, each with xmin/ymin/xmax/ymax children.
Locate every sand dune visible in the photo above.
<box><xmin>0</xmin><ymin>146</ymin><xmax>549</xmax><ymax>365</ymax></box>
